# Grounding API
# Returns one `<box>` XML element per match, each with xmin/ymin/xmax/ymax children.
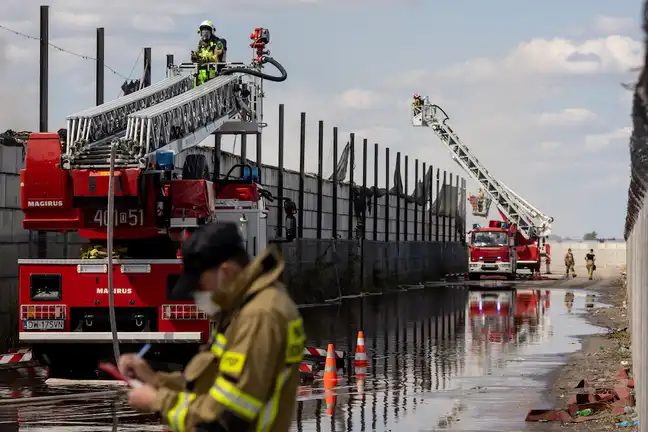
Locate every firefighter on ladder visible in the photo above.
<box><xmin>191</xmin><ymin>20</ymin><xmax>227</xmax><ymax>86</ymax></box>
<box><xmin>412</xmin><ymin>94</ymin><xmax>423</xmax><ymax>115</ymax></box>
<box><xmin>120</xmin><ymin>222</ymin><xmax>304</xmax><ymax>432</ymax></box>
<box><xmin>477</xmin><ymin>188</ymin><xmax>485</xmax><ymax>213</ymax></box>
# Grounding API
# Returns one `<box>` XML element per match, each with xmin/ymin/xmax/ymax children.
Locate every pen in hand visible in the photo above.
<box><xmin>136</xmin><ymin>343</ymin><xmax>152</xmax><ymax>360</ymax></box>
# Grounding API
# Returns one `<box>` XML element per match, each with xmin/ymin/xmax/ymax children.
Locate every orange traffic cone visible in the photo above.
<box><xmin>323</xmin><ymin>344</ymin><xmax>338</xmax><ymax>385</ymax></box>
<box><xmin>325</xmin><ymin>388</ymin><xmax>336</xmax><ymax>415</ymax></box>
<box><xmin>355</xmin><ymin>366</ymin><xmax>366</xmax><ymax>394</ymax></box>
<box><xmin>354</xmin><ymin>331</ymin><xmax>368</xmax><ymax>367</ymax></box>
<box><xmin>323</xmin><ymin>344</ymin><xmax>337</xmax><ymax>415</ymax></box>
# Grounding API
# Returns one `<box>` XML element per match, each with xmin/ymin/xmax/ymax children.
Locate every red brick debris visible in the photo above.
<box><xmin>525</xmin><ymin>368</ymin><xmax>635</xmax><ymax>423</ymax></box>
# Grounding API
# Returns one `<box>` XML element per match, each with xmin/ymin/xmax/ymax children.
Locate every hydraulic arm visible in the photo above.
<box><xmin>411</xmin><ymin>99</ymin><xmax>553</xmax><ymax>240</ymax></box>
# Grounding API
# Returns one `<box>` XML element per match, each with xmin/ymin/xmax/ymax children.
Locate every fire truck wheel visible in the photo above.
<box><xmin>182</xmin><ymin>154</ymin><xmax>210</xmax><ymax>180</ymax></box>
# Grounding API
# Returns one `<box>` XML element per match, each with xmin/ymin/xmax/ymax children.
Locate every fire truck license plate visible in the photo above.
<box><xmin>22</xmin><ymin>320</ymin><xmax>64</xmax><ymax>330</ymax></box>
<box><xmin>91</xmin><ymin>209</ymin><xmax>144</xmax><ymax>227</ymax></box>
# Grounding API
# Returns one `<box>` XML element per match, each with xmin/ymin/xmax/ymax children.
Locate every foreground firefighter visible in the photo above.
<box><xmin>119</xmin><ymin>222</ymin><xmax>304</xmax><ymax>432</ymax></box>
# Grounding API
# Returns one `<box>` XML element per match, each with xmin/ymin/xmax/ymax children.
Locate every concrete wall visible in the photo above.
<box><xmin>279</xmin><ymin>239</ymin><xmax>467</xmax><ymax>304</ymax></box>
<box><xmin>550</xmin><ymin>241</ymin><xmax>626</xmax><ymax>274</ymax></box>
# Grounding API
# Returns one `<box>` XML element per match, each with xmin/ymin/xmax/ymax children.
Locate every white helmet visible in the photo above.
<box><xmin>197</xmin><ymin>20</ymin><xmax>215</xmax><ymax>33</ymax></box>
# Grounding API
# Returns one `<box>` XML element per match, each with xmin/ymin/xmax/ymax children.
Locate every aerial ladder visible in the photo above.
<box><xmin>411</xmin><ymin>97</ymin><xmax>553</xmax><ymax>273</ymax></box>
<box><xmin>61</xmin><ymin>28</ymin><xmax>282</xmax><ymax>170</ymax></box>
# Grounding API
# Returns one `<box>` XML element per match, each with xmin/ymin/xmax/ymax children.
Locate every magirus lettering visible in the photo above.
<box><xmin>27</xmin><ymin>200</ymin><xmax>63</xmax><ymax>207</ymax></box>
<box><xmin>96</xmin><ymin>288</ymin><xmax>132</xmax><ymax>294</ymax></box>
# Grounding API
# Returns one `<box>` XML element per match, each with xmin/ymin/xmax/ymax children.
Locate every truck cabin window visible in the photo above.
<box><xmin>471</xmin><ymin>231</ymin><xmax>508</xmax><ymax>247</ymax></box>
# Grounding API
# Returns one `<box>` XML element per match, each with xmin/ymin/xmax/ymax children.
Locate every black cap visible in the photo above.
<box><xmin>173</xmin><ymin>222</ymin><xmax>247</xmax><ymax>298</ymax></box>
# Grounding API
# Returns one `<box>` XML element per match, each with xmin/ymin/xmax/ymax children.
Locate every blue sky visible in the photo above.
<box><xmin>0</xmin><ymin>0</ymin><xmax>642</xmax><ymax>238</ymax></box>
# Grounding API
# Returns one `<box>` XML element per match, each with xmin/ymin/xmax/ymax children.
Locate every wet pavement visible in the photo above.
<box><xmin>0</xmin><ymin>285</ymin><xmax>603</xmax><ymax>431</ymax></box>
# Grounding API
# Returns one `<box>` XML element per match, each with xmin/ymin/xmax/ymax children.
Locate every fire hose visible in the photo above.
<box><xmin>221</xmin><ymin>56</ymin><xmax>287</xmax><ymax>82</ymax></box>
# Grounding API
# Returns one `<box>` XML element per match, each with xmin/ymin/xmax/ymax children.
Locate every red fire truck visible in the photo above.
<box><xmin>16</xmin><ymin>29</ymin><xmax>294</xmax><ymax>376</ymax></box>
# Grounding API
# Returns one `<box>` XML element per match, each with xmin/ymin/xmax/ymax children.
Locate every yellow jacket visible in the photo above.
<box><xmin>151</xmin><ymin>247</ymin><xmax>304</xmax><ymax>432</ymax></box>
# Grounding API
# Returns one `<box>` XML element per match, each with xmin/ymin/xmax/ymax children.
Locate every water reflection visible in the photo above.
<box><xmin>0</xmin><ymin>287</ymin><xmax>590</xmax><ymax>431</ymax></box>
<box><xmin>293</xmin><ymin>287</ymin><xmax>556</xmax><ymax>431</ymax></box>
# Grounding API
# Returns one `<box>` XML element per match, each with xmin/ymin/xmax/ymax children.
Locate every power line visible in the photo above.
<box><xmin>0</xmin><ymin>23</ymin><xmax>128</xmax><ymax>79</ymax></box>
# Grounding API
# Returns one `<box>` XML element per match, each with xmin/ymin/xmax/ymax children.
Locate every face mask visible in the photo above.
<box><xmin>193</xmin><ymin>291</ymin><xmax>221</xmax><ymax>316</ymax></box>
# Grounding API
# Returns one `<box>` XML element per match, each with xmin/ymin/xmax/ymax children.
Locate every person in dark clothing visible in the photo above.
<box><xmin>585</xmin><ymin>249</ymin><xmax>596</xmax><ymax>280</ymax></box>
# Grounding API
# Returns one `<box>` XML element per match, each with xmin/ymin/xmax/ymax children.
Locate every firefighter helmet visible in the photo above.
<box><xmin>198</xmin><ymin>20</ymin><xmax>215</xmax><ymax>33</ymax></box>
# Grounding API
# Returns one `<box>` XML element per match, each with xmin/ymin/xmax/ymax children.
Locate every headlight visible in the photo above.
<box><xmin>30</xmin><ymin>274</ymin><xmax>62</xmax><ymax>301</ymax></box>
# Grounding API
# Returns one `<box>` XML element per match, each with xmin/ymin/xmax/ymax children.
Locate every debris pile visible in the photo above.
<box><xmin>525</xmin><ymin>367</ymin><xmax>636</xmax><ymax>423</ymax></box>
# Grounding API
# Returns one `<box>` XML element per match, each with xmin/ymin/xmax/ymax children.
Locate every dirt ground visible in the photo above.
<box><xmin>535</xmin><ymin>269</ymin><xmax>633</xmax><ymax>430</ymax></box>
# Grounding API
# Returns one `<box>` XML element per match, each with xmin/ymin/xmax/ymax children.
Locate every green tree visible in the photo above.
<box><xmin>583</xmin><ymin>230</ymin><xmax>598</xmax><ymax>241</ymax></box>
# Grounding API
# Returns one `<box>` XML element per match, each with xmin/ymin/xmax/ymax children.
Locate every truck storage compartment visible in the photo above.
<box><xmin>21</xmin><ymin>133</ymin><xmax>78</xmax><ymax>230</ymax></box>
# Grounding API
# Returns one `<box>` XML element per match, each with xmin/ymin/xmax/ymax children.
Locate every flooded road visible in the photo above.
<box><xmin>0</xmin><ymin>285</ymin><xmax>602</xmax><ymax>431</ymax></box>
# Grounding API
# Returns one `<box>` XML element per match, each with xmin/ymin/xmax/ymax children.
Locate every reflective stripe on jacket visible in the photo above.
<box><xmin>151</xmin><ymin>246</ymin><xmax>304</xmax><ymax>432</ymax></box>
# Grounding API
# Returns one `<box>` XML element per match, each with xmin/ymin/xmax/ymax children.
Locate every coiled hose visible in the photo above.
<box><xmin>221</xmin><ymin>57</ymin><xmax>287</xmax><ymax>82</ymax></box>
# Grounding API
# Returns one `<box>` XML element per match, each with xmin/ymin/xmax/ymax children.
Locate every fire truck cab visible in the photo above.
<box><xmin>467</xmin><ymin>221</ymin><xmax>517</xmax><ymax>280</ymax></box>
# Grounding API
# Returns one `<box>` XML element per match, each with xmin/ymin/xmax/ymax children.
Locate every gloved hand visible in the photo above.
<box><xmin>191</xmin><ymin>51</ymin><xmax>199</xmax><ymax>62</ymax></box>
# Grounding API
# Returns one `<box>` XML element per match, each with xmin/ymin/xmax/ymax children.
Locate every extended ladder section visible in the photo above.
<box><xmin>412</xmin><ymin>101</ymin><xmax>552</xmax><ymax>239</ymax></box>
<box><xmin>65</xmin><ymin>75</ymin><xmax>194</xmax><ymax>152</ymax></box>
<box><xmin>125</xmin><ymin>74</ymin><xmax>247</xmax><ymax>159</ymax></box>
<box><xmin>498</xmin><ymin>181</ymin><xmax>553</xmax><ymax>238</ymax></box>
<box><xmin>62</xmin><ymin>70</ymin><xmax>261</xmax><ymax>170</ymax></box>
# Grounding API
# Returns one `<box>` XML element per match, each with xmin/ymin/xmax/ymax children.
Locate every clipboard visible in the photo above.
<box><xmin>98</xmin><ymin>362</ymin><xmax>143</xmax><ymax>388</ymax></box>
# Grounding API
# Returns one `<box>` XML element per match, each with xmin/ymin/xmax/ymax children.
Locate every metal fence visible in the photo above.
<box><xmin>624</xmin><ymin>1</ymin><xmax>648</xmax><ymax>426</ymax></box>
<box><xmin>178</xmin><ymin>104</ymin><xmax>468</xmax><ymax>244</ymax></box>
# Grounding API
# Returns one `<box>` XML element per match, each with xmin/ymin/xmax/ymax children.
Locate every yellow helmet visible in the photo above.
<box><xmin>198</xmin><ymin>20</ymin><xmax>215</xmax><ymax>33</ymax></box>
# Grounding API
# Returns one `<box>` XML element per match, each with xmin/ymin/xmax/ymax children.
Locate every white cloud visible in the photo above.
<box><xmin>538</xmin><ymin>141</ymin><xmax>562</xmax><ymax>151</ymax></box>
<box><xmin>593</xmin><ymin>16</ymin><xmax>636</xmax><ymax>35</ymax></box>
<box><xmin>337</xmin><ymin>89</ymin><xmax>381</xmax><ymax>110</ymax></box>
<box><xmin>52</xmin><ymin>11</ymin><xmax>102</xmax><ymax>28</ymax></box>
<box><xmin>584</xmin><ymin>127</ymin><xmax>632</xmax><ymax>151</ymax></box>
<box><xmin>439</xmin><ymin>36</ymin><xmax>642</xmax><ymax>81</ymax></box>
<box><xmin>536</xmin><ymin>108</ymin><xmax>597</xmax><ymax>126</ymax></box>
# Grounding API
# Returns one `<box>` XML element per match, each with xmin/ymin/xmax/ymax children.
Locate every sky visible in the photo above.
<box><xmin>0</xmin><ymin>0</ymin><xmax>642</xmax><ymax>238</ymax></box>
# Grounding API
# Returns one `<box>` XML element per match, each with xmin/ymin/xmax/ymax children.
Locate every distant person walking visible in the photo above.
<box><xmin>564</xmin><ymin>248</ymin><xmax>576</xmax><ymax>278</ymax></box>
<box><xmin>585</xmin><ymin>249</ymin><xmax>596</xmax><ymax>280</ymax></box>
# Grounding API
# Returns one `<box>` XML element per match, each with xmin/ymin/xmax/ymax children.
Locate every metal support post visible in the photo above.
<box><xmin>429</xmin><ymin>167</ymin><xmax>434</xmax><ymax>241</ymax></box>
<box><xmin>332</xmin><ymin>127</ymin><xmax>338</xmax><ymax>238</ymax></box>
<box><xmin>435</xmin><ymin>169</ymin><xmax>441</xmax><ymax>242</ymax></box>
<box><xmin>348</xmin><ymin>134</ymin><xmax>355</xmax><ymax>240</ymax></box>
<box><xmin>143</xmin><ymin>47</ymin><xmax>151</xmax><ymax>87</ymax></box>
<box><xmin>316</xmin><ymin>121</ymin><xmax>324</xmax><ymax>239</ymax></box>
<box><xmin>384</xmin><ymin>147</ymin><xmax>390</xmax><ymax>241</ymax></box>
<box><xmin>256</xmin><ymin>133</ymin><xmax>262</xmax><ymax>183</ymax></box>
<box><xmin>373</xmin><ymin>143</ymin><xmax>379</xmax><ymax>240</ymax></box>
<box><xmin>277</xmin><ymin>105</ymin><xmax>285</xmax><ymax>237</ymax></box>
<box><xmin>298</xmin><ymin>113</ymin><xmax>306</xmax><ymax>238</ymax></box>
<box><xmin>421</xmin><ymin>163</ymin><xmax>426</xmax><ymax>241</ymax></box>
<box><xmin>442</xmin><ymin>170</ymin><xmax>447</xmax><ymax>243</ymax></box>
<box><xmin>414</xmin><ymin>159</ymin><xmax>419</xmax><ymax>241</ymax></box>
<box><xmin>37</xmin><ymin>5</ymin><xmax>49</xmax><ymax>259</ymax></box>
<box><xmin>96</xmin><ymin>27</ymin><xmax>104</xmax><ymax>105</ymax></box>
<box><xmin>404</xmin><ymin>156</ymin><xmax>409</xmax><ymax>241</ymax></box>
<box><xmin>395</xmin><ymin>152</ymin><xmax>401</xmax><ymax>241</ymax></box>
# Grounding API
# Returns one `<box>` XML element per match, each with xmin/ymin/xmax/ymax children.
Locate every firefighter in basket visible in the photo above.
<box><xmin>412</xmin><ymin>94</ymin><xmax>423</xmax><ymax>115</ymax></box>
<box><xmin>477</xmin><ymin>188</ymin><xmax>485</xmax><ymax>213</ymax></box>
<box><xmin>191</xmin><ymin>20</ymin><xmax>227</xmax><ymax>86</ymax></box>
<box><xmin>119</xmin><ymin>222</ymin><xmax>304</xmax><ymax>432</ymax></box>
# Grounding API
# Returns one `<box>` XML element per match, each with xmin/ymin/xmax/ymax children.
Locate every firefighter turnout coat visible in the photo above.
<box><xmin>151</xmin><ymin>247</ymin><xmax>305</xmax><ymax>432</ymax></box>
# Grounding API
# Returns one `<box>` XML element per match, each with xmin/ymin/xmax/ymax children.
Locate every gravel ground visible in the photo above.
<box><xmin>542</xmin><ymin>270</ymin><xmax>633</xmax><ymax>430</ymax></box>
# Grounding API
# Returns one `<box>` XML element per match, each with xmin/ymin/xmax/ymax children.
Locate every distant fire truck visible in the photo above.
<box><xmin>412</xmin><ymin>99</ymin><xmax>553</xmax><ymax>279</ymax></box>
<box><xmin>17</xmin><ymin>28</ymin><xmax>295</xmax><ymax>376</ymax></box>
